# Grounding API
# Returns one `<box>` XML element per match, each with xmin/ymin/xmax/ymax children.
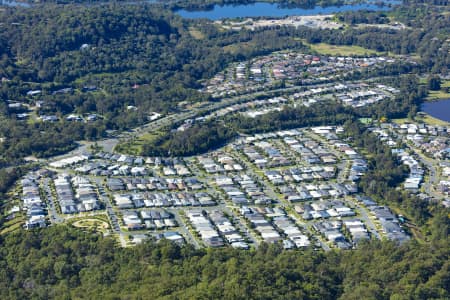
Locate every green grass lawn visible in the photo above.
<box><xmin>417</xmin><ymin>114</ymin><xmax>449</xmax><ymax>126</ymax></box>
<box><xmin>302</xmin><ymin>41</ymin><xmax>381</xmax><ymax>56</ymax></box>
<box><xmin>426</xmin><ymin>89</ymin><xmax>450</xmax><ymax>101</ymax></box>
<box><xmin>394</xmin><ymin>114</ymin><xmax>449</xmax><ymax>126</ymax></box>
<box><xmin>419</xmin><ymin>79</ymin><xmax>450</xmax><ymax>101</ymax></box>
<box><xmin>441</xmin><ymin>79</ymin><xmax>450</xmax><ymax>88</ymax></box>
<box><xmin>115</xmin><ymin>141</ymin><xmax>142</xmax><ymax>155</ymax></box>
<box><xmin>115</xmin><ymin>131</ymin><xmax>162</xmax><ymax>155</ymax></box>
<box><xmin>392</xmin><ymin>117</ymin><xmax>414</xmax><ymax>125</ymax></box>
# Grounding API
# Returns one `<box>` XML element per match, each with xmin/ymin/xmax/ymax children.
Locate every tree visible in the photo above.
<box><xmin>427</xmin><ymin>76</ymin><xmax>441</xmax><ymax>91</ymax></box>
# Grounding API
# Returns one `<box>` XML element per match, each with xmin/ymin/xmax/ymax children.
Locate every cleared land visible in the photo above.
<box><xmin>217</xmin><ymin>15</ymin><xmax>342</xmax><ymax>31</ymax></box>
<box><xmin>304</xmin><ymin>42</ymin><xmax>381</xmax><ymax>56</ymax></box>
<box><xmin>224</xmin><ymin>41</ymin><xmax>259</xmax><ymax>54</ymax></box>
<box><xmin>188</xmin><ymin>27</ymin><xmax>205</xmax><ymax>40</ymax></box>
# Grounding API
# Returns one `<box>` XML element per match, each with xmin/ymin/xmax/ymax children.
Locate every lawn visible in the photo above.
<box><xmin>426</xmin><ymin>89</ymin><xmax>450</xmax><ymax>101</ymax></box>
<box><xmin>303</xmin><ymin>41</ymin><xmax>381</xmax><ymax>56</ymax></box>
<box><xmin>394</xmin><ymin>114</ymin><xmax>449</xmax><ymax>126</ymax></box>
<box><xmin>417</xmin><ymin>114</ymin><xmax>449</xmax><ymax>126</ymax></box>
<box><xmin>115</xmin><ymin>131</ymin><xmax>162</xmax><ymax>155</ymax></box>
<box><xmin>115</xmin><ymin>141</ymin><xmax>142</xmax><ymax>155</ymax></box>
<box><xmin>419</xmin><ymin>79</ymin><xmax>450</xmax><ymax>101</ymax></box>
<box><xmin>392</xmin><ymin>118</ymin><xmax>411</xmax><ymax>125</ymax></box>
<box><xmin>442</xmin><ymin>79</ymin><xmax>450</xmax><ymax>88</ymax></box>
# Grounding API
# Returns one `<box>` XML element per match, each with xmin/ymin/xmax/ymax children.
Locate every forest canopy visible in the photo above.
<box><xmin>0</xmin><ymin>225</ymin><xmax>448</xmax><ymax>299</ymax></box>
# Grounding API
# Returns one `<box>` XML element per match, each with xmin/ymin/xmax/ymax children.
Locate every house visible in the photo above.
<box><xmin>41</xmin><ymin>115</ymin><xmax>58</xmax><ymax>122</ymax></box>
<box><xmin>86</xmin><ymin>114</ymin><xmax>98</xmax><ymax>122</ymax></box>
<box><xmin>82</xmin><ymin>85</ymin><xmax>97</xmax><ymax>92</ymax></box>
<box><xmin>27</xmin><ymin>90</ymin><xmax>42</xmax><ymax>96</ymax></box>
<box><xmin>66</xmin><ymin>114</ymin><xmax>83</xmax><ymax>122</ymax></box>
<box><xmin>123</xmin><ymin>211</ymin><xmax>143</xmax><ymax>230</ymax></box>
<box><xmin>114</xmin><ymin>194</ymin><xmax>134</xmax><ymax>209</ymax></box>
<box><xmin>107</xmin><ymin>178</ymin><xmax>125</xmax><ymax>191</ymax></box>
<box><xmin>25</xmin><ymin>215</ymin><xmax>46</xmax><ymax>229</ymax></box>
<box><xmin>131</xmin><ymin>167</ymin><xmax>147</xmax><ymax>176</ymax></box>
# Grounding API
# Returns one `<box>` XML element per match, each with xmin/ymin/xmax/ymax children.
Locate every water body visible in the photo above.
<box><xmin>0</xmin><ymin>0</ymin><xmax>160</xmax><ymax>7</ymax></box>
<box><xmin>176</xmin><ymin>1</ymin><xmax>398</xmax><ymax>20</ymax></box>
<box><xmin>0</xmin><ymin>0</ymin><xmax>30</xmax><ymax>7</ymax></box>
<box><xmin>421</xmin><ymin>99</ymin><xmax>450</xmax><ymax>123</ymax></box>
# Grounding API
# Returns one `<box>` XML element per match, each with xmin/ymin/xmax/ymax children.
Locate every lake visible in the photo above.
<box><xmin>176</xmin><ymin>1</ymin><xmax>398</xmax><ymax>20</ymax></box>
<box><xmin>421</xmin><ymin>99</ymin><xmax>450</xmax><ymax>123</ymax></box>
<box><xmin>1</xmin><ymin>0</ymin><xmax>158</xmax><ymax>7</ymax></box>
<box><xmin>0</xmin><ymin>0</ymin><xmax>29</xmax><ymax>7</ymax></box>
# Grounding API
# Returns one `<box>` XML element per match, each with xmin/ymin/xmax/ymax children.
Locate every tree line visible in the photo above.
<box><xmin>0</xmin><ymin>220</ymin><xmax>447</xmax><ymax>299</ymax></box>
